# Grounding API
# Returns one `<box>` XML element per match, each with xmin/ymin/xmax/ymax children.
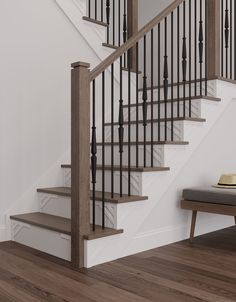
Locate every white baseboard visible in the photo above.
<box><xmin>85</xmin><ymin>215</ymin><xmax>234</xmax><ymax>268</ymax></box>
<box><xmin>0</xmin><ymin>225</ymin><xmax>7</xmax><ymax>242</ymax></box>
<box><xmin>129</xmin><ymin>216</ymin><xmax>234</xmax><ymax>255</ymax></box>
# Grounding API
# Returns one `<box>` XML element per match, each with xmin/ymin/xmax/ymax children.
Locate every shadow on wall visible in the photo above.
<box><xmin>139</xmin><ymin>0</ymin><xmax>173</xmax><ymax>28</ymax></box>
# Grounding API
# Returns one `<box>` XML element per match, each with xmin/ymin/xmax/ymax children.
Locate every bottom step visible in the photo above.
<box><xmin>10</xmin><ymin>213</ymin><xmax>123</xmax><ymax>261</ymax></box>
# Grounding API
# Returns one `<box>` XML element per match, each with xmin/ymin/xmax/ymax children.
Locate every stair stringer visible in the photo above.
<box><xmin>85</xmin><ymin>79</ymin><xmax>236</xmax><ymax>267</ymax></box>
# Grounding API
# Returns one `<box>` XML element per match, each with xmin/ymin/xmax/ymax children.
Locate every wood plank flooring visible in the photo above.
<box><xmin>0</xmin><ymin>226</ymin><xmax>235</xmax><ymax>301</ymax></box>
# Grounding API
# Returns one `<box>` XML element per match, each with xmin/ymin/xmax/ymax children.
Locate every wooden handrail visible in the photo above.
<box><xmin>90</xmin><ymin>0</ymin><xmax>184</xmax><ymax>81</ymax></box>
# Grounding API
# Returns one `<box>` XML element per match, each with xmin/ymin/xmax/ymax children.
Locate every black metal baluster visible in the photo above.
<box><xmin>225</xmin><ymin>0</ymin><xmax>229</xmax><ymax>78</ymax></box>
<box><xmin>205</xmin><ymin>0</ymin><xmax>208</xmax><ymax>96</ymax></box>
<box><xmin>189</xmin><ymin>0</ymin><xmax>192</xmax><ymax>117</ymax></box>
<box><xmin>164</xmin><ymin>17</ymin><xmax>168</xmax><ymax>140</ymax></box>
<box><xmin>111</xmin><ymin>63</ymin><xmax>114</xmax><ymax>198</ymax></box>
<box><xmin>194</xmin><ymin>0</ymin><xmax>197</xmax><ymax>96</ymax></box>
<box><xmin>101</xmin><ymin>0</ymin><xmax>104</xmax><ymax>22</ymax></box>
<box><xmin>118</xmin><ymin>0</ymin><xmax>121</xmax><ymax>46</ymax></box>
<box><xmin>102</xmin><ymin>71</ymin><xmax>105</xmax><ymax>229</ymax></box>
<box><xmin>221</xmin><ymin>0</ymin><xmax>224</xmax><ymax>76</ymax></box>
<box><xmin>199</xmin><ymin>0</ymin><xmax>203</xmax><ymax>95</ymax></box>
<box><xmin>171</xmin><ymin>12</ymin><xmax>174</xmax><ymax>140</ymax></box>
<box><xmin>151</xmin><ymin>29</ymin><xmax>154</xmax><ymax>166</ymax></box>
<box><xmin>136</xmin><ymin>42</ymin><xmax>139</xmax><ymax>168</ymax></box>
<box><xmin>95</xmin><ymin>0</ymin><xmax>97</xmax><ymax>20</ymax></box>
<box><xmin>91</xmin><ymin>80</ymin><xmax>97</xmax><ymax>231</ymax></box>
<box><xmin>106</xmin><ymin>0</ymin><xmax>110</xmax><ymax>44</ymax></box>
<box><xmin>88</xmin><ymin>0</ymin><xmax>91</xmax><ymax>18</ymax></box>
<box><xmin>119</xmin><ymin>56</ymin><xmax>124</xmax><ymax>197</ymax></box>
<box><xmin>182</xmin><ymin>1</ymin><xmax>187</xmax><ymax>117</ymax></box>
<box><xmin>143</xmin><ymin>35</ymin><xmax>147</xmax><ymax>167</ymax></box>
<box><xmin>123</xmin><ymin>0</ymin><xmax>127</xmax><ymax>67</ymax></box>
<box><xmin>230</xmin><ymin>0</ymin><xmax>232</xmax><ymax>78</ymax></box>
<box><xmin>128</xmin><ymin>48</ymin><xmax>131</xmax><ymax>195</ymax></box>
<box><xmin>113</xmin><ymin>0</ymin><xmax>115</xmax><ymax>46</ymax></box>
<box><xmin>158</xmin><ymin>23</ymin><xmax>161</xmax><ymax>141</ymax></box>
<box><xmin>177</xmin><ymin>6</ymin><xmax>180</xmax><ymax>117</ymax></box>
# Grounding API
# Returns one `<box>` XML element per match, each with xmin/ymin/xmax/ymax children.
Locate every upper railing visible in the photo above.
<box><xmin>71</xmin><ymin>0</ymin><xmax>233</xmax><ymax>269</ymax></box>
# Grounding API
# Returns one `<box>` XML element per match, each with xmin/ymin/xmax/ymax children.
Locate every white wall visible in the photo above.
<box><xmin>138</xmin><ymin>0</ymin><xmax>172</xmax><ymax>28</ymax></box>
<box><xmin>0</xmin><ymin>0</ymin><xmax>100</xmax><ymax>237</ymax></box>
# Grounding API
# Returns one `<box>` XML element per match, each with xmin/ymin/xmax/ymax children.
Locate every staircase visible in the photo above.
<box><xmin>9</xmin><ymin>0</ymin><xmax>236</xmax><ymax>268</ymax></box>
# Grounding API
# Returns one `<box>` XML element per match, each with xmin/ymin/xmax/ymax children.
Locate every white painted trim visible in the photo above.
<box><xmin>85</xmin><ymin>215</ymin><xmax>234</xmax><ymax>268</ymax></box>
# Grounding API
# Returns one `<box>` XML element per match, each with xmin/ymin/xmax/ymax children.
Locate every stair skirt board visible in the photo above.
<box><xmin>38</xmin><ymin>191</ymin><xmax>148</xmax><ymax>229</ymax></box>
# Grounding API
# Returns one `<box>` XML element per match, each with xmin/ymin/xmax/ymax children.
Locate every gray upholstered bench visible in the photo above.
<box><xmin>181</xmin><ymin>186</ymin><xmax>236</xmax><ymax>242</ymax></box>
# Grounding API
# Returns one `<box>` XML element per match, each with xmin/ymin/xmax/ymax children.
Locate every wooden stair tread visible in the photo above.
<box><xmin>138</xmin><ymin>78</ymin><xmax>207</xmax><ymax>91</ymax></box>
<box><xmin>123</xmin><ymin>96</ymin><xmax>221</xmax><ymax>108</ymax></box>
<box><xmin>37</xmin><ymin>187</ymin><xmax>148</xmax><ymax>203</ymax></box>
<box><xmin>137</xmin><ymin>77</ymin><xmax>236</xmax><ymax>93</ymax></box>
<box><xmin>102</xmin><ymin>42</ymin><xmax>119</xmax><ymax>49</ymax></box>
<box><xmin>61</xmin><ymin>164</ymin><xmax>170</xmax><ymax>172</ymax></box>
<box><xmin>105</xmin><ymin>117</ymin><xmax>206</xmax><ymax>126</ymax></box>
<box><xmin>95</xmin><ymin>141</ymin><xmax>189</xmax><ymax>146</ymax></box>
<box><xmin>10</xmin><ymin>213</ymin><xmax>123</xmax><ymax>240</ymax></box>
<box><xmin>82</xmin><ymin>16</ymin><xmax>108</xmax><ymax>27</ymax></box>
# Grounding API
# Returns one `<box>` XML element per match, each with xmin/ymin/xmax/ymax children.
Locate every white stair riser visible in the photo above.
<box><xmin>11</xmin><ymin>220</ymin><xmax>71</xmax><ymax>261</ymax></box>
<box><xmin>63</xmin><ymin>168</ymin><xmax>144</xmax><ymax>195</ymax></box>
<box><xmin>96</xmin><ymin>145</ymin><xmax>164</xmax><ymax>166</ymax></box>
<box><xmin>38</xmin><ymin>193</ymin><xmax>118</xmax><ymax>229</ymax></box>
<box><xmin>123</xmin><ymin>100</ymin><xmax>200</xmax><ymax>121</ymax></box>
<box><xmin>138</xmin><ymin>82</ymin><xmax>212</xmax><ymax>102</ymax></box>
<box><xmin>105</xmin><ymin>121</ymin><xmax>184</xmax><ymax>142</ymax></box>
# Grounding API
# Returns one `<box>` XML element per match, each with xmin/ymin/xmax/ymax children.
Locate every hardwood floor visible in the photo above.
<box><xmin>0</xmin><ymin>226</ymin><xmax>235</xmax><ymax>301</ymax></box>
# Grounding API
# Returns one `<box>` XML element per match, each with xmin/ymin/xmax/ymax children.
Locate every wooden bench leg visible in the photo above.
<box><xmin>190</xmin><ymin>211</ymin><xmax>197</xmax><ymax>243</ymax></box>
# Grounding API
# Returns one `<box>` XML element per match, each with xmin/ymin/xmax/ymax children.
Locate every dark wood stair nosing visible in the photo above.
<box><xmin>94</xmin><ymin>141</ymin><xmax>190</xmax><ymax>147</ymax></box>
<box><xmin>10</xmin><ymin>213</ymin><xmax>123</xmax><ymax>240</ymax></box>
<box><xmin>60</xmin><ymin>165</ymin><xmax>170</xmax><ymax>173</ymax></box>
<box><xmin>137</xmin><ymin>76</ymin><xmax>235</xmax><ymax>92</ymax></box>
<box><xmin>138</xmin><ymin>78</ymin><xmax>208</xmax><ymax>92</ymax></box>
<box><xmin>82</xmin><ymin>16</ymin><xmax>108</xmax><ymax>27</ymax></box>
<box><xmin>102</xmin><ymin>42</ymin><xmax>119</xmax><ymax>50</ymax></box>
<box><xmin>123</xmin><ymin>95</ymin><xmax>221</xmax><ymax>108</ymax></box>
<box><xmin>104</xmin><ymin>117</ymin><xmax>206</xmax><ymax>127</ymax></box>
<box><xmin>37</xmin><ymin>187</ymin><xmax>149</xmax><ymax>204</ymax></box>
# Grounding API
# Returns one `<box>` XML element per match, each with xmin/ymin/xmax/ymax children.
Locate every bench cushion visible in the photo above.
<box><xmin>183</xmin><ymin>186</ymin><xmax>236</xmax><ymax>206</ymax></box>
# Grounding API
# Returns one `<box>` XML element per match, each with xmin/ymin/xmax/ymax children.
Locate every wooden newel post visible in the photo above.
<box><xmin>71</xmin><ymin>61</ymin><xmax>91</xmax><ymax>269</ymax></box>
<box><xmin>206</xmin><ymin>0</ymin><xmax>221</xmax><ymax>79</ymax></box>
<box><xmin>127</xmin><ymin>0</ymin><xmax>138</xmax><ymax>70</ymax></box>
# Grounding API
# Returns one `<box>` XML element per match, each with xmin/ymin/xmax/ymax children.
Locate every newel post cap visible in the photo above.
<box><xmin>71</xmin><ymin>61</ymin><xmax>90</xmax><ymax>69</ymax></box>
